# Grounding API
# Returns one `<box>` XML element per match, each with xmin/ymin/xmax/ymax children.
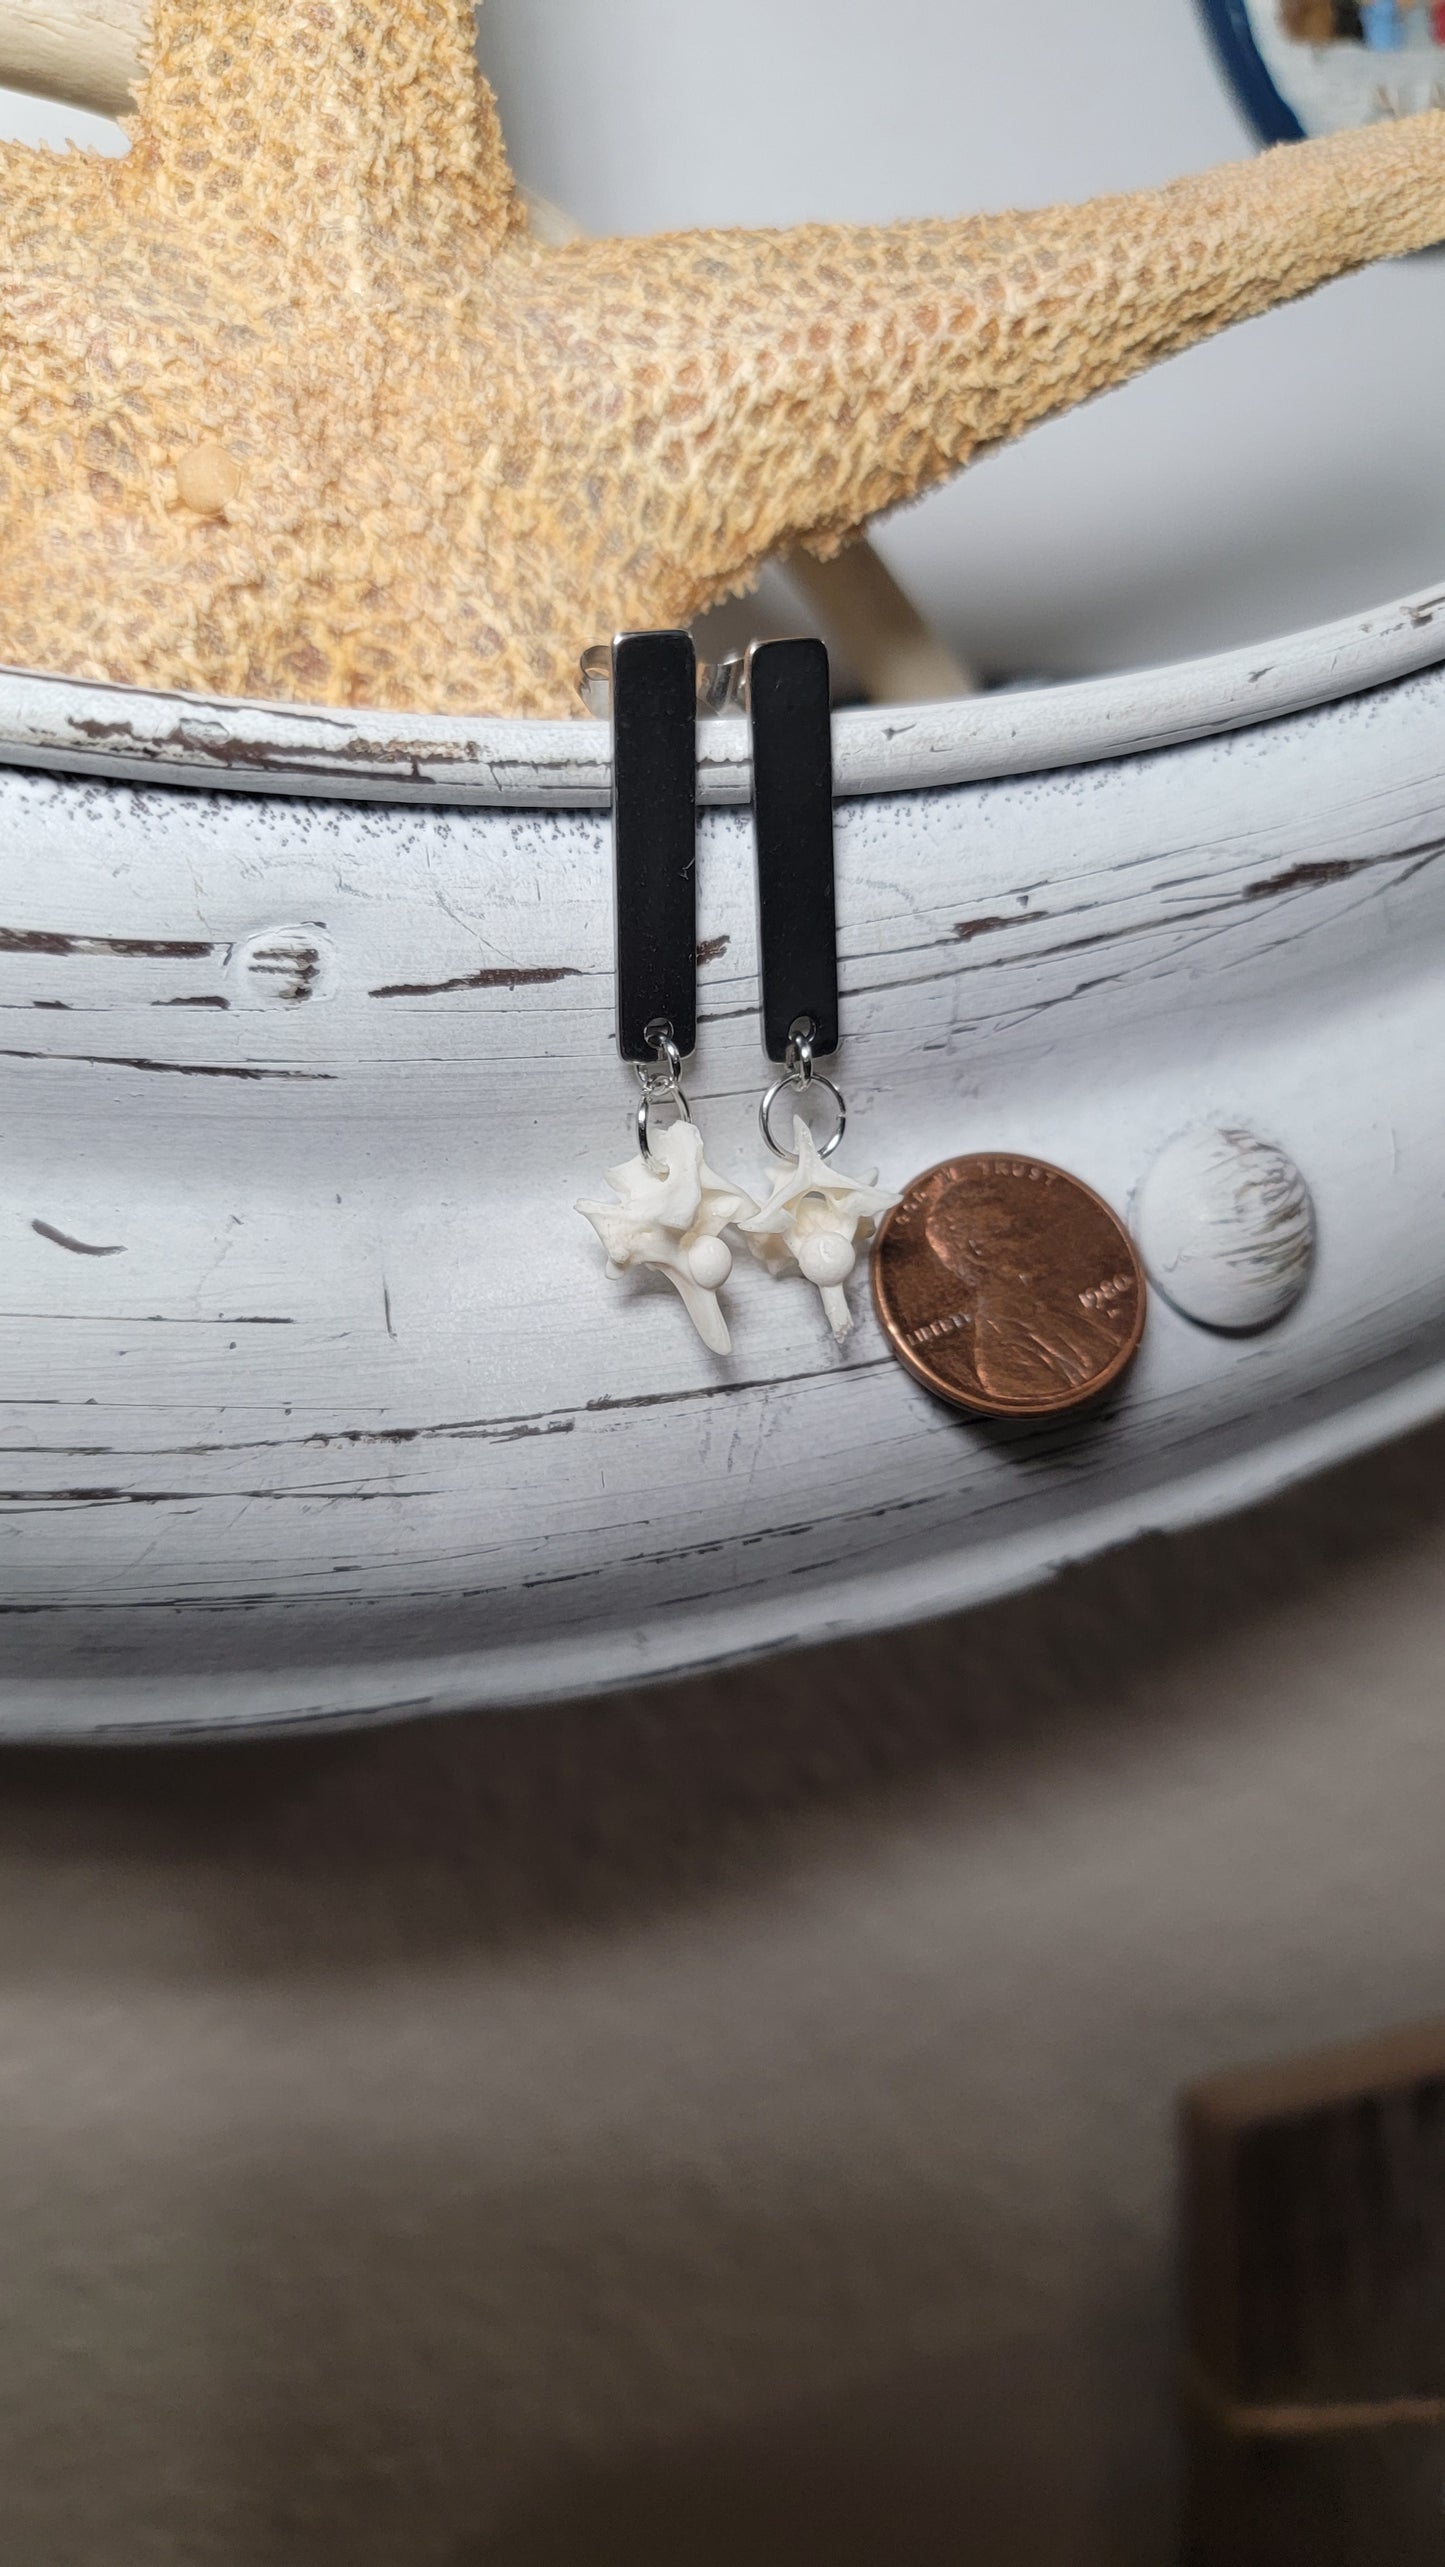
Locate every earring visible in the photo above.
<box><xmin>737</xmin><ymin>638</ymin><xmax>897</xmax><ymax>1341</ymax></box>
<box><xmin>576</xmin><ymin>630</ymin><xmax>756</xmax><ymax>1355</ymax></box>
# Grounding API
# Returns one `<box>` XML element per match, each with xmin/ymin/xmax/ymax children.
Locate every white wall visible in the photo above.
<box><xmin>3</xmin><ymin>12</ymin><xmax>1445</xmax><ymax>2561</ymax></box>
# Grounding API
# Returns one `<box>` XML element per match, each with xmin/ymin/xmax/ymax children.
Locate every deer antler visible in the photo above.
<box><xmin>0</xmin><ymin>0</ymin><xmax>1439</xmax><ymax>716</ymax></box>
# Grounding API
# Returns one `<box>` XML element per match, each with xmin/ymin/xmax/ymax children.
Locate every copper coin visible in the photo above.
<box><xmin>871</xmin><ymin>1153</ymin><xmax>1146</xmax><ymax>1418</ymax></box>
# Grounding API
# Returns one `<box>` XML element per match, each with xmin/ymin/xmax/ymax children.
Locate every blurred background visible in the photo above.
<box><xmin>3</xmin><ymin>8</ymin><xmax>1445</xmax><ymax>2562</ymax></box>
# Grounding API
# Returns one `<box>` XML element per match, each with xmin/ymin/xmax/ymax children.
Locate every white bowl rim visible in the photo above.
<box><xmin>1</xmin><ymin>578</ymin><xmax>1443</xmax><ymax>807</ymax></box>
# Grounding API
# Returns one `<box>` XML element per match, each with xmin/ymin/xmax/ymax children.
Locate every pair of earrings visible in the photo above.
<box><xmin>577</xmin><ymin>630</ymin><xmax>896</xmax><ymax>1354</ymax></box>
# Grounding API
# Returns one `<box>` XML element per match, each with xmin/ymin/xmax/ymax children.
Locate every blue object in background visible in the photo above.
<box><xmin>1195</xmin><ymin>0</ymin><xmax>1306</xmax><ymax>141</ymax></box>
<box><xmin>1198</xmin><ymin>0</ymin><xmax>1440</xmax><ymax>142</ymax></box>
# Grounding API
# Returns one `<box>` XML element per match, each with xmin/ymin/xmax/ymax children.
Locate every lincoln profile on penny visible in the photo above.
<box><xmin>873</xmin><ymin>1157</ymin><xmax>1147</xmax><ymax>1417</ymax></box>
<box><xmin>0</xmin><ymin>0</ymin><xmax>1442</xmax><ymax>714</ymax></box>
<box><xmin>926</xmin><ymin>1170</ymin><xmax>1123</xmax><ymax>1403</ymax></box>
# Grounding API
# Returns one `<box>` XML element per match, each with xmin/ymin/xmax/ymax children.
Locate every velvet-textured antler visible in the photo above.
<box><xmin>129</xmin><ymin>0</ymin><xmax>521</xmax><ymax>264</ymax></box>
<box><xmin>0</xmin><ymin>0</ymin><xmax>1440</xmax><ymax>714</ymax></box>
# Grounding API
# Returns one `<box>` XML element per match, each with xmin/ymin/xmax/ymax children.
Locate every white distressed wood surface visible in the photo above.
<box><xmin>0</xmin><ymin>578</ymin><xmax>1440</xmax><ymax>806</ymax></box>
<box><xmin>2</xmin><ymin>600</ymin><xmax>1445</xmax><ymax>1735</ymax></box>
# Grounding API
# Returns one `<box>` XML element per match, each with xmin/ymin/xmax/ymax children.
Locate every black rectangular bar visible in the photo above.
<box><xmin>747</xmin><ymin>637</ymin><xmax>838</xmax><ymax>1061</ymax></box>
<box><xmin>612</xmin><ymin>629</ymin><xmax>697</xmax><ymax>1063</ymax></box>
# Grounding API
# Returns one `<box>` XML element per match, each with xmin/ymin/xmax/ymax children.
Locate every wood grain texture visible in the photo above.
<box><xmin>0</xmin><ymin>578</ymin><xmax>1440</xmax><ymax>808</ymax></box>
<box><xmin>1184</xmin><ymin>2024</ymin><xmax>1445</xmax><ymax>2566</ymax></box>
<box><xmin>2</xmin><ymin>608</ymin><xmax>1445</xmax><ymax>1731</ymax></box>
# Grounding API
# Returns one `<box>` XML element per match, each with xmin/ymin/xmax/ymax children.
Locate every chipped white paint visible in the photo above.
<box><xmin>1134</xmin><ymin>1126</ymin><xmax>1317</xmax><ymax>1333</ymax></box>
<box><xmin>1</xmin><ymin>584</ymin><xmax>1445</xmax><ymax>1736</ymax></box>
<box><xmin>232</xmin><ymin>924</ymin><xmax>339</xmax><ymax>1009</ymax></box>
<box><xmin>0</xmin><ymin>578</ymin><xmax>1441</xmax><ymax>807</ymax></box>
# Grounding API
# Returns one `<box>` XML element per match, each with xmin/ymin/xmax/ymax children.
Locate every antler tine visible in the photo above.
<box><xmin>0</xmin><ymin>1</ymin><xmax>1437</xmax><ymax>715</ymax></box>
<box><xmin>125</xmin><ymin>0</ymin><xmax>522</xmax><ymax>266</ymax></box>
<box><xmin>526</xmin><ymin>116</ymin><xmax>1445</xmax><ymax>643</ymax></box>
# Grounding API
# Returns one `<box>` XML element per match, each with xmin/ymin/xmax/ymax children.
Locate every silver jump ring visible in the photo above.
<box><xmin>759</xmin><ymin>1071</ymin><xmax>846</xmax><ymax>1162</ymax></box>
<box><xmin>635</xmin><ymin>1021</ymin><xmax>690</xmax><ymax>1168</ymax></box>
<box><xmin>637</xmin><ymin>1082</ymin><xmax>692</xmax><ymax>1167</ymax></box>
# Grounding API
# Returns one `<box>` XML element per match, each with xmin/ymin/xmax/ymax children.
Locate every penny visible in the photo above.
<box><xmin>871</xmin><ymin>1153</ymin><xmax>1146</xmax><ymax>1418</ymax></box>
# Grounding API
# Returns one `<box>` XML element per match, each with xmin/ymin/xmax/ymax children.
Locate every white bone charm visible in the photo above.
<box><xmin>740</xmin><ymin>1117</ymin><xmax>899</xmax><ymax>1341</ymax></box>
<box><xmin>577</xmin><ymin>1120</ymin><xmax>758</xmax><ymax>1355</ymax></box>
